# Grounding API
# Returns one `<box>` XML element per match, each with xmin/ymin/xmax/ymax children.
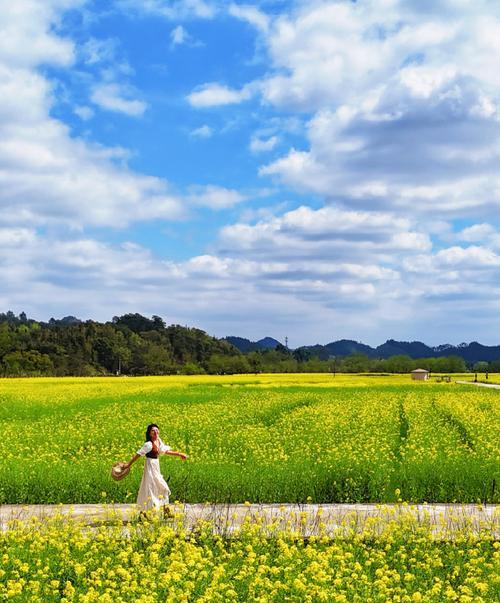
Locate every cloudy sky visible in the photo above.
<box><xmin>1</xmin><ymin>0</ymin><xmax>500</xmax><ymax>346</ymax></box>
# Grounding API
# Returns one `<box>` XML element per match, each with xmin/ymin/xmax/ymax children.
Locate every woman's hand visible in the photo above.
<box><xmin>165</xmin><ymin>450</ymin><xmax>188</xmax><ymax>461</ymax></box>
<box><xmin>124</xmin><ymin>454</ymin><xmax>140</xmax><ymax>468</ymax></box>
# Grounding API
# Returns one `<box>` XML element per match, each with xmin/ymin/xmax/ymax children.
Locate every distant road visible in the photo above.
<box><xmin>455</xmin><ymin>380</ymin><xmax>500</xmax><ymax>389</ymax></box>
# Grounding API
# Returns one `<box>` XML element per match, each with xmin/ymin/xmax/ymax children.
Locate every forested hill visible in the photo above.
<box><xmin>223</xmin><ymin>336</ymin><xmax>281</xmax><ymax>353</ymax></box>
<box><xmin>0</xmin><ymin>312</ymin><xmax>240</xmax><ymax>376</ymax></box>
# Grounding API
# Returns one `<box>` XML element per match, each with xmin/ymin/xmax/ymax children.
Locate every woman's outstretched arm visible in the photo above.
<box><xmin>164</xmin><ymin>450</ymin><xmax>188</xmax><ymax>461</ymax></box>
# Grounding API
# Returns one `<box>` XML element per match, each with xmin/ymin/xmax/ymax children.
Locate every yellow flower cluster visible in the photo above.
<box><xmin>0</xmin><ymin>510</ymin><xmax>498</xmax><ymax>603</ymax></box>
<box><xmin>399</xmin><ymin>390</ymin><xmax>499</xmax><ymax>502</ymax></box>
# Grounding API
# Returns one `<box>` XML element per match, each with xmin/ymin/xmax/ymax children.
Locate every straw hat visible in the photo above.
<box><xmin>111</xmin><ymin>462</ymin><xmax>130</xmax><ymax>481</ymax></box>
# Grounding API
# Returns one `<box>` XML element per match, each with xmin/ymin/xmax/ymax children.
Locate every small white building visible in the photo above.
<box><xmin>411</xmin><ymin>368</ymin><xmax>429</xmax><ymax>381</ymax></box>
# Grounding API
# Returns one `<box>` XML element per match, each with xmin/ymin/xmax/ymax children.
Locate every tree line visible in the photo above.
<box><xmin>209</xmin><ymin>347</ymin><xmax>474</xmax><ymax>375</ymax></box>
<box><xmin>0</xmin><ymin>311</ymin><xmax>496</xmax><ymax>377</ymax></box>
<box><xmin>0</xmin><ymin>312</ymin><xmax>236</xmax><ymax>376</ymax></box>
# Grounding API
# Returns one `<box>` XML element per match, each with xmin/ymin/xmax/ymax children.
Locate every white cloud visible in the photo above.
<box><xmin>256</xmin><ymin>2</ymin><xmax>500</xmax><ymax>113</ymax></box>
<box><xmin>250</xmin><ymin>134</ymin><xmax>278</xmax><ymax>153</ymax></box>
<box><xmin>2</xmin><ymin>0</ymin><xmax>500</xmax><ymax>345</ymax></box>
<box><xmin>261</xmin><ymin>91</ymin><xmax>500</xmax><ymax>215</ymax></box>
<box><xmin>190</xmin><ymin>124</ymin><xmax>213</xmax><ymax>138</ymax></box>
<box><xmin>77</xmin><ymin>33</ymin><xmax>142</xmax><ymax>119</ymax></box>
<box><xmin>404</xmin><ymin>245</ymin><xmax>500</xmax><ymax>280</ymax></box>
<box><xmin>7</xmin><ymin>220</ymin><xmax>492</xmax><ymax>346</ymax></box>
<box><xmin>170</xmin><ymin>25</ymin><xmax>188</xmax><ymax>46</ymax></box>
<box><xmin>458</xmin><ymin>224</ymin><xmax>500</xmax><ymax>249</ymax></box>
<box><xmin>0</xmin><ymin>0</ymin><xmax>78</xmax><ymax>68</ymax></box>
<box><xmin>117</xmin><ymin>0</ymin><xmax>215</xmax><ymax>20</ymax></box>
<box><xmin>260</xmin><ymin>1</ymin><xmax>392</xmax><ymax>111</ymax></box>
<box><xmin>187</xmin><ymin>185</ymin><xmax>246</xmax><ymax>210</ymax></box>
<box><xmin>0</xmin><ymin>227</ymin><xmax>36</xmax><ymax>246</ymax></box>
<box><xmin>228</xmin><ymin>4</ymin><xmax>270</xmax><ymax>32</ymax></box>
<box><xmin>0</xmin><ymin>3</ymin><xmax>253</xmax><ymax>232</ymax></box>
<box><xmin>459</xmin><ymin>223</ymin><xmax>495</xmax><ymax>241</ymax></box>
<box><xmin>0</xmin><ymin>228</ymin><xmax>401</xmax><ymax>341</ymax></box>
<box><xmin>187</xmin><ymin>82</ymin><xmax>254</xmax><ymax>107</ymax></box>
<box><xmin>218</xmin><ymin>205</ymin><xmax>431</xmax><ymax>262</ymax></box>
<box><xmin>170</xmin><ymin>25</ymin><xmax>202</xmax><ymax>48</ymax></box>
<box><xmin>2</xmin><ymin>219</ymin><xmax>500</xmax><ymax>345</ymax></box>
<box><xmin>399</xmin><ymin>64</ymin><xmax>457</xmax><ymax>99</ymax></box>
<box><xmin>0</xmin><ymin>1</ymin><xmax>186</xmax><ymax>228</ymax></box>
<box><xmin>80</xmin><ymin>37</ymin><xmax>118</xmax><ymax>65</ymax></box>
<box><xmin>90</xmin><ymin>82</ymin><xmax>147</xmax><ymax>116</ymax></box>
<box><xmin>434</xmin><ymin>246</ymin><xmax>500</xmax><ymax>269</ymax></box>
<box><xmin>74</xmin><ymin>105</ymin><xmax>94</xmax><ymax>120</ymax></box>
<box><xmin>217</xmin><ymin>1</ymin><xmax>500</xmax><ymax>218</ymax></box>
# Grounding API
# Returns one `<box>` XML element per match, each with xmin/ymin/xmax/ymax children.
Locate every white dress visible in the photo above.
<box><xmin>136</xmin><ymin>439</ymin><xmax>172</xmax><ymax>510</ymax></box>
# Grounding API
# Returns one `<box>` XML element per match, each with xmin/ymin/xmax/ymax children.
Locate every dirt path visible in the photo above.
<box><xmin>1</xmin><ymin>503</ymin><xmax>498</xmax><ymax>537</ymax></box>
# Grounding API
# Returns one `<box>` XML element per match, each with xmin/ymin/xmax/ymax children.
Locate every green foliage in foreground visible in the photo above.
<box><xmin>1</xmin><ymin>513</ymin><xmax>498</xmax><ymax>603</ymax></box>
<box><xmin>0</xmin><ymin>376</ymin><xmax>498</xmax><ymax>504</ymax></box>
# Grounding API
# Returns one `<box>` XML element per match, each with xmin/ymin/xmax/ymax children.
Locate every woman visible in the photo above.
<box><xmin>124</xmin><ymin>423</ymin><xmax>187</xmax><ymax>512</ymax></box>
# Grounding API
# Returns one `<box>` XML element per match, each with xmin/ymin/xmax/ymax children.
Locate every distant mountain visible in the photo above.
<box><xmin>286</xmin><ymin>339</ymin><xmax>377</xmax><ymax>361</ymax></box>
<box><xmin>229</xmin><ymin>336</ymin><xmax>500</xmax><ymax>363</ymax></box>
<box><xmin>324</xmin><ymin>339</ymin><xmax>377</xmax><ymax>358</ymax></box>
<box><xmin>257</xmin><ymin>337</ymin><xmax>282</xmax><ymax>349</ymax></box>
<box><xmin>48</xmin><ymin>315</ymin><xmax>82</xmax><ymax>326</ymax></box>
<box><xmin>223</xmin><ymin>336</ymin><xmax>282</xmax><ymax>352</ymax></box>
<box><xmin>372</xmin><ymin>340</ymin><xmax>500</xmax><ymax>362</ymax></box>
<box><xmin>444</xmin><ymin>341</ymin><xmax>500</xmax><ymax>362</ymax></box>
<box><xmin>293</xmin><ymin>344</ymin><xmax>331</xmax><ymax>361</ymax></box>
<box><xmin>375</xmin><ymin>339</ymin><xmax>434</xmax><ymax>358</ymax></box>
<box><xmin>433</xmin><ymin>344</ymin><xmax>454</xmax><ymax>353</ymax></box>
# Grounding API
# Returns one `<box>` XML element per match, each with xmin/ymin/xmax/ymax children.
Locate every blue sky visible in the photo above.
<box><xmin>1</xmin><ymin>0</ymin><xmax>500</xmax><ymax>346</ymax></box>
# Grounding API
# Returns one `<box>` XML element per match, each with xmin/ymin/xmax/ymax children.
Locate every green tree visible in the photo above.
<box><xmin>206</xmin><ymin>354</ymin><xmax>250</xmax><ymax>374</ymax></box>
<box><xmin>180</xmin><ymin>362</ymin><xmax>205</xmax><ymax>375</ymax></box>
<box><xmin>3</xmin><ymin>350</ymin><xmax>54</xmax><ymax>376</ymax></box>
<box><xmin>112</xmin><ymin>313</ymin><xmax>161</xmax><ymax>333</ymax></box>
<box><xmin>488</xmin><ymin>359</ymin><xmax>500</xmax><ymax>372</ymax></box>
<box><xmin>246</xmin><ymin>352</ymin><xmax>264</xmax><ymax>373</ymax></box>
<box><xmin>341</xmin><ymin>353</ymin><xmax>371</xmax><ymax>373</ymax></box>
<box><xmin>0</xmin><ymin>323</ymin><xmax>13</xmax><ymax>357</ymax></box>
<box><xmin>383</xmin><ymin>355</ymin><xmax>413</xmax><ymax>373</ymax></box>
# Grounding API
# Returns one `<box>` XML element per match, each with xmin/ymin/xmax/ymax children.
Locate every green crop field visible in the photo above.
<box><xmin>1</xmin><ymin>374</ymin><xmax>498</xmax><ymax>504</ymax></box>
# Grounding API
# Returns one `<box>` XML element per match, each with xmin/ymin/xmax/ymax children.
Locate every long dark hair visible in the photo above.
<box><xmin>145</xmin><ymin>423</ymin><xmax>159</xmax><ymax>442</ymax></box>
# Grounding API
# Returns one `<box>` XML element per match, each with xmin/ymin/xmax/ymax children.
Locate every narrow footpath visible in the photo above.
<box><xmin>1</xmin><ymin>503</ymin><xmax>498</xmax><ymax>538</ymax></box>
<box><xmin>455</xmin><ymin>380</ymin><xmax>500</xmax><ymax>389</ymax></box>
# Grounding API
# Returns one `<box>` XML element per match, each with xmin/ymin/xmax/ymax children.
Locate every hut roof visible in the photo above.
<box><xmin>411</xmin><ymin>368</ymin><xmax>429</xmax><ymax>373</ymax></box>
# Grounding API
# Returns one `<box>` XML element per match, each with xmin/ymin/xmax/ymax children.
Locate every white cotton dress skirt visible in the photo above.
<box><xmin>136</xmin><ymin>458</ymin><xmax>171</xmax><ymax>510</ymax></box>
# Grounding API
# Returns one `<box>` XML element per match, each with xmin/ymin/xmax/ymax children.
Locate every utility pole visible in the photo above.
<box><xmin>285</xmin><ymin>336</ymin><xmax>288</xmax><ymax>350</ymax></box>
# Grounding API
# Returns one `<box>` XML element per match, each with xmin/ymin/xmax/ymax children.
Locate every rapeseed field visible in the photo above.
<box><xmin>0</xmin><ymin>375</ymin><xmax>498</xmax><ymax>504</ymax></box>
<box><xmin>1</xmin><ymin>508</ymin><xmax>498</xmax><ymax>603</ymax></box>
